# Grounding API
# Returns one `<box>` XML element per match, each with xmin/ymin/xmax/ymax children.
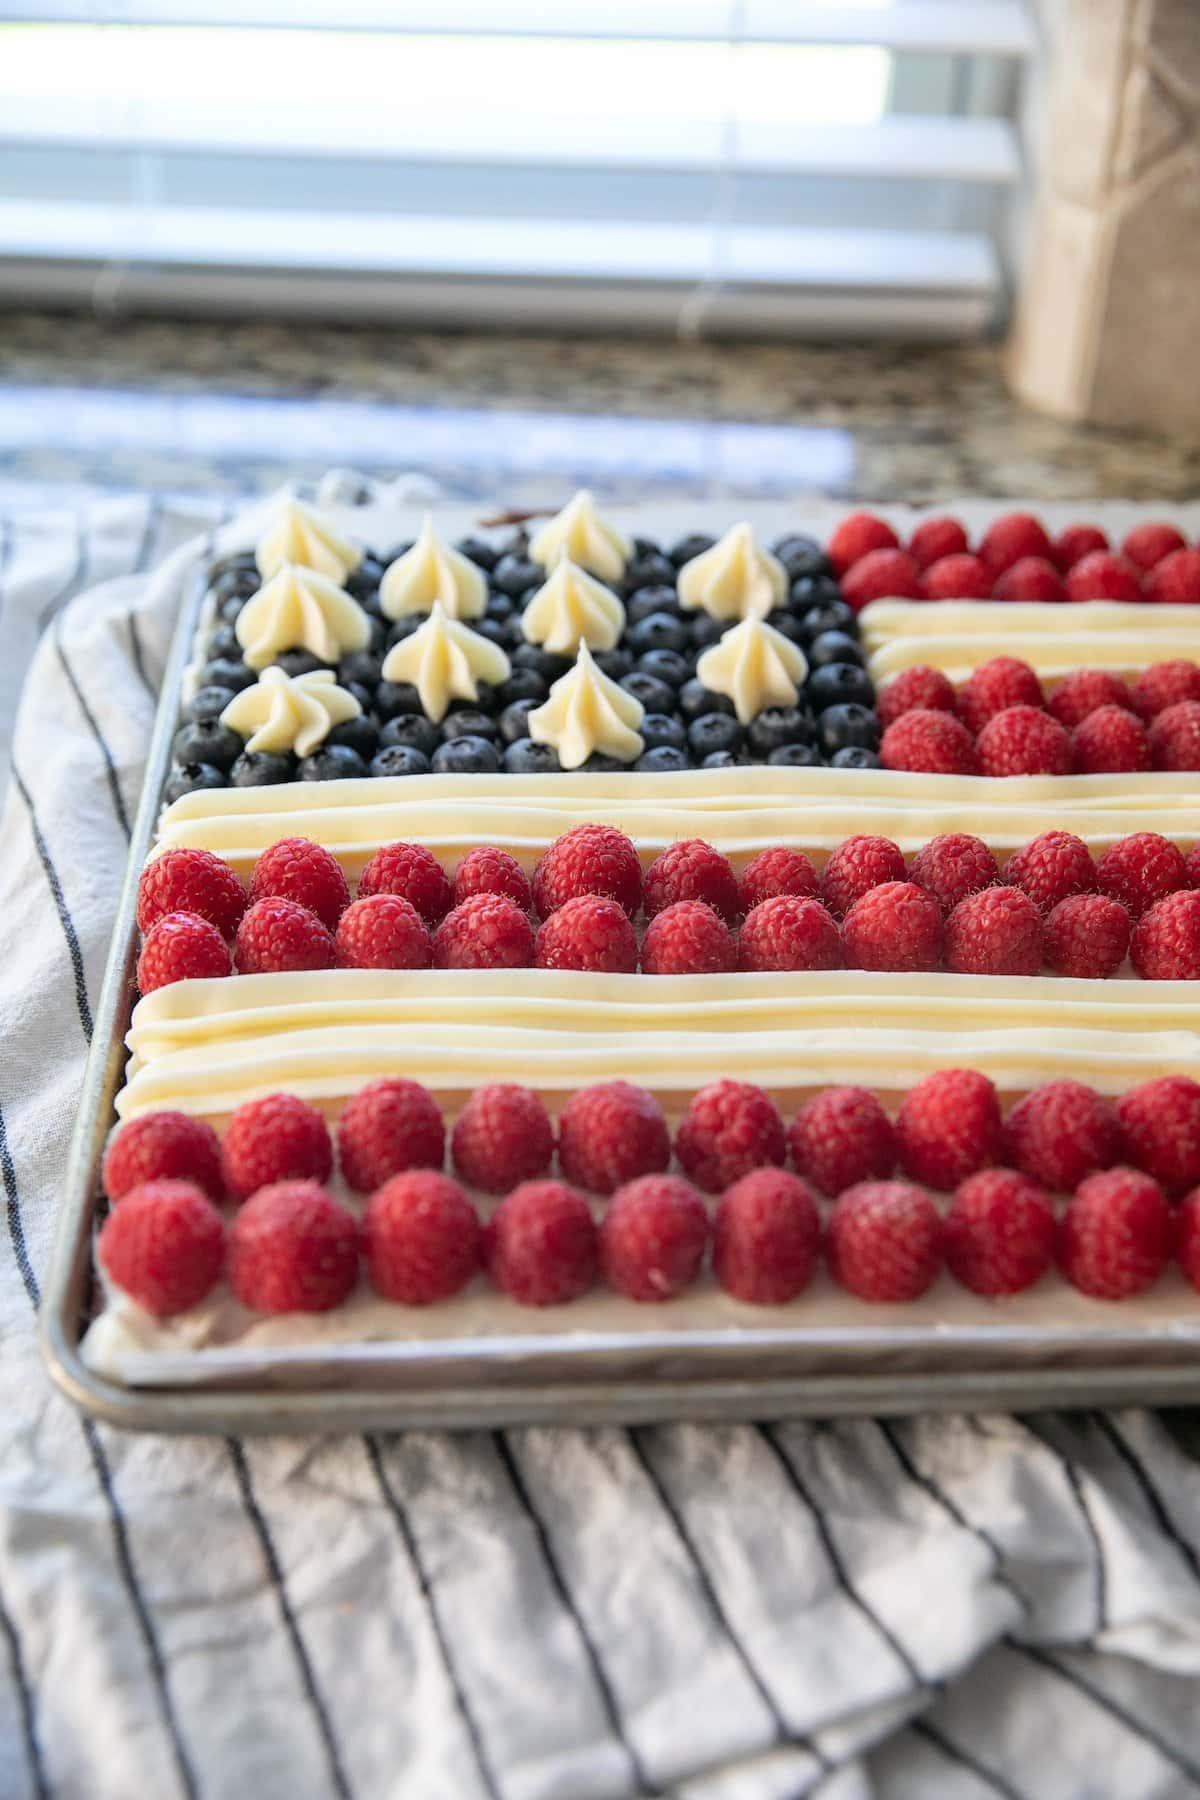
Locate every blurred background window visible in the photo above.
<box><xmin>0</xmin><ymin>2</ymin><xmax>1032</xmax><ymax>338</ymax></box>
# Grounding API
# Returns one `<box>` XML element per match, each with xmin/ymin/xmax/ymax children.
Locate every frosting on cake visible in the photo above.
<box><xmin>526</xmin><ymin>643</ymin><xmax>645</xmax><ymax>768</ymax></box>
<box><xmin>254</xmin><ymin>498</ymin><xmax>362</xmax><ymax>584</ymax></box>
<box><xmin>379</xmin><ymin>514</ymin><xmax>488</xmax><ymax>621</ymax></box>
<box><xmin>379</xmin><ymin>603</ymin><xmax>510</xmax><ymax>720</ymax></box>
<box><xmin>220</xmin><ymin>667</ymin><xmax>362</xmax><ymax>758</ymax></box>
<box><xmin>520</xmin><ymin>556</ymin><xmax>625</xmax><ymax>654</ymax></box>
<box><xmin>861</xmin><ymin>598</ymin><xmax>1200</xmax><ymax>683</ymax></box>
<box><xmin>677</xmin><ymin>523</ymin><xmax>787</xmax><ymax>622</ymax></box>
<box><xmin>234</xmin><ymin>565</ymin><xmax>372</xmax><ymax>670</ymax></box>
<box><xmin>529</xmin><ymin>490</ymin><xmax>631</xmax><ymax>582</ymax></box>
<box><xmin>695</xmin><ymin>613</ymin><xmax>808</xmax><ymax>722</ymax></box>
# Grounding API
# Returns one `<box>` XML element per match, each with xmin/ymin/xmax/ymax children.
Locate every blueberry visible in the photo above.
<box><xmin>807</xmin><ymin>630</ymin><xmax>865</xmax><ymax>669</ymax></box>
<box><xmin>621</xmin><ymin>672</ymin><xmax>676</xmax><ymax>715</ymax></box>
<box><xmin>432</xmin><ymin>735</ymin><xmax>502</xmax><ymax>774</ymax></box>
<box><xmin>486</xmin><ymin>591</ymin><xmax>516</xmax><ymax>621</ymax></box>
<box><xmin>493</xmin><ymin>553</ymin><xmax>542</xmax><ymax>598</ymax></box>
<box><xmin>298</xmin><ymin>744</ymin><xmax>369</xmax><ymax>781</ymax></box>
<box><xmin>164</xmin><ymin>762</ymin><xmax>227</xmax><ymax>803</ymax></box>
<box><xmin>579</xmin><ymin>752</ymin><xmax>628</xmax><ymax>772</ymax></box>
<box><xmin>381</xmin><ymin>714</ymin><xmax>440</xmax><ymax>758</ymax></box>
<box><xmin>776</xmin><ymin>537</ymin><xmax>833</xmax><ymax>582</ymax></box>
<box><xmin>375</xmin><ymin>681</ymin><xmax>422</xmax><ymax>721</ymax></box>
<box><xmin>669</xmin><ymin>532</ymin><xmax>715</xmax><ymax>568</ymax></box>
<box><xmin>327</xmin><ymin>716</ymin><xmax>380</xmax><ymax>760</ymax></box>
<box><xmin>819</xmin><ymin>704</ymin><xmax>881</xmax><ymax>756</ymax></box>
<box><xmin>498</xmin><ymin>527</ymin><xmax>530</xmax><ymax>557</ymax></box>
<box><xmin>798</xmin><ymin>599</ymin><xmax>857</xmax><ymax>643</ymax></box>
<box><xmin>208</xmin><ymin>549</ymin><xmax>257</xmax><ymax>583</ymax></box>
<box><xmin>832</xmin><ymin>746</ymin><xmax>881</xmax><ymax>770</ymax></box>
<box><xmin>219</xmin><ymin>594</ymin><xmax>249</xmax><ymax>625</ymax></box>
<box><xmin>230</xmin><ymin>750</ymin><xmax>295</xmax><ymax>787</ymax></box>
<box><xmin>345</xmin><ymin>555</ymin><xmax>385</xmax><ymax>601</ymax></box>
<box><xmin>789</xmin><ymin>573</ymin><xmax>844</xmax><ymax>614</ymax></box>
<box><xmin>365</xmin><ymin>616</ymin><xmax>389</xmax><ymax>655</ymax></box>
<box><xmin>473</xmin><ymin>618</ymin><xmax>512</xmax><ymax>651</ymax></box>
<box><xmin>688</xmin><ymin>714</ymin><xmax>744</xmax><ymax>758</ymax></box>
<box><xmin>807</xmin><ymin>662</ymin><xmax>875</xmax><ymax>713</ymax></box>
<box><xmin>690</xmin><ymin>614</ymin><xmax>726</xmax><ymax>650</ymax></box>
<box><xmin>171</xmin><ymin>720</ymin><xmax>243</xmax><ymax>772</ymax></box>
<box><xmin>500</xmin><ymin>698</ymin><xmax>540</xmax><ymax>744</ymax></box>
<box><xmin>199</xmin><ymin>658</ymin><xmax>255</xmax><ymax>693</ymax></box>
<box><xmin>746</xmin><ymin>707</ymin><xmax>817</xmax><ymax>757</ymax></box>
<box><xmin>457</xmin><ymin>535</ymin><xmax>499</xmax><ymax>572</ymax></box>
<box><xmin>212</xmin><ymin>566</ymin><xmax>259</xmax><ymax>606</ymax></box>
<box><xmin>338</xmin><ymin>650</ymin><xmax>383</xmax><ymax>691</ymax></box>
<box><xmin>206</xmin><ymin>622</ymin><xmax>242</xmax><ymax>662</ymax></box>
<box><xmin>637</xmin><ymin>648</ymin><xmax>692</xmax><ymax>691</ymax></box>
<box><xmin>678</xmin><ymin>679</ymin><xmax>734</xmax><ymax>722</ymax></box>
<box><xmin>627</xmin><ymin>616</ymin><xmax>690</xmax><ymax>665</ymax></box>
<box><xmin>764</xmin><ymin>611</ymin><xmax>810</xmax><ymax>648</ymax></box>
<box><xmin>504</xmin><ymin>738</ymin><xmax>561</xmax><ymax>774</ymax></box>
<box><xmin>512</xmin><ymin>643</ymin><xmax>572</xmax><ymax>684</ymax></box>
<box><xmin>592</xmin><ymin>648</ymin><xmax>634</xmax><ymax>681</ymax></box>
<box><xmin>626</xmin><ymin>585</ymin><xmax>682</xmax><ymax>625</ymax></box>
<box><xmin>766</xmin><ymin>743</ymin><xmax>821</xmax><ymax>767</ymax></box>
<box><xmin>623</xmin><ymin>551</ymin><xmax>675</xmax><ymax>592</ymax></box>
<box><xmin>386</xmin><ymin>615</ymin><xmax>424</xmax><ymax>650</ymax></box>
<box><xmin>344</xmin><ymin>682</ymin><xmax>375</xmax><ymax>713</ymax></box>
<box><xmin>370</xmin><ymin>745</ymin><xmax>432</xmax><ymax>778</ymax></box>
<box><xmin>632</xmin><ymin>535</ymin><xmax>662</xmax><ymax>558</ymax></box>
<box><xmin>277</xmin><ymin>649</ymin><xmax>330</xmax><ymax>678</ymax></box>
<box><xmin>496</xmin><ymin>668</ymin><xmax>549</xmax><ymax>707</ymax></box>
<box><xmin>640</xmin><ymin>713</ymin><xmax>687</xmax><ymax>753</ymax></box>
<box><xmin>442</xmin><ymin>709</ymin><xmax>499</xmax><ymax>744</ymax></box>
<box><xmin>702</xmin><ymin>750</ymin><xmax>742</xmax><ymax>769</ymax></box>
<box><xmin>636</xmin><ymin>745</ymin><xmax>690</xmax><ymax>772</ymax></box>
<box><xmin>184</xmin><ymin>684</ymin><xmax>238</xmax><ymax>725</ymax></box>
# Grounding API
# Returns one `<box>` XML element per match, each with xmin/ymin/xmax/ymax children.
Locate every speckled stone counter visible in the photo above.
<box><xmin>1</xmin><ymin>311</ymin><xmax>1197</xmax><ymax>508</ymax></box>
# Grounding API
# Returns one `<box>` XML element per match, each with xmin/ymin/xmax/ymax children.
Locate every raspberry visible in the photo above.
<box><xmin>877</xmin><ymin>665</ymin><xmax>958</xmax><ymax>728</ymax></box>
<box><xmin>337</xmin><ymin>1078</ymin><xmax>445</xmax><ymax>1193</ymax></box>
<box><xmin>737</xmin><ymin>846</ymin><xmax>819</xmax><ymax>913</ymax></box>
<box><xmin>1131</xmin><ymin>890</ymin><xmax>1200</xmax><ymax>980</ymax></box>
<box><xmin>880</xmin><ymin>710</ymin><xmax>980</xmax><ymax>776</ymax></box>
<box><xmin>979</xmin><ymin>513</ymin><xmax>1054</xmax><ymax>575</ymax></box>
<box><xmin>228</xmin><ymin>1180</ymin><xmax>359</xmax><ymax>1313</ymax></box>
<box><xmin>557</xmin><ymin>1082</ymin><xmax>671</xmax><ymax>1194</ymax></box>
<box><xmin>820</xmin><ymin>834</ymin><xmax>905</xmax><ymax>918</ymax></box>
<box><xmin>843</xmin><ymin>881</ymin><xmax>943</xmax><ymax>973</ymax></box>
<box><xmin>1059</xmin><ymin>1168</ymin><xmax>1171</xmax><ymax>1299</ymax></box>
<box><xmin>909</xmin><ymin>833</ymin><xmax>998</xmax><ymax>916</ymax></box>
<box><xmin>1130</xmin><ymin>660</ymin><xmax>1200</xmax><ymax>720</ymax></box>
<box><xmin>1149</xmin><ymin>700</ymin><xmax>1200</xmax><ymax>771</ymax></box>
<box><xmin>250</xmin><ymin>837</ymin><xmax>349</xmax><ymax>932</ymax></box>
<box><xmin>908</xmin><ymin>516</ymin><xmax>969</xmax><ymax>570</ymax></box>
<box><xmin>675</xmin><ymin>1080</ymin><xmax>786</xmax><ymax>1193</ymax></box>
<box><xmin>234</xmin><ymin>898</ymin><xmax>335</xmax><ymax>975</ymax></box>
<box><xmin>1048</xmin><ymin>670</ymin><xmax>1134</xmax><ymax>729</ymax></box>
<box><xmin>434</xmin><ymin>894</ymin><xmax>534</xmax><ymax>970</ymax></box>
<box><xmin>943</xmin><ymin>885</ymin><xmax>1042</xmax><ymax>976</ymax></box>
<box><xmin>992</xmin><ymin>557</ymin><xmax>1065</xmax><ymax>604</ymax></box>
<box><xmin>485</xmin><ymin>1180</ymin><xmax>598</xmax><ymax>1306</ymax></box>
<box><xmin>826</xmin><ymin>1181</ymin><xmax>942</xmax><ymax>1302</ymax></box>
<box><xmin>1005</xmin><ymin>1080</ymin><xmax>1121</xmax><ymax>1192</ymax></box>
<box><xmin>738</xmin><ymin>895</ymin><xmax>842</xmax><ymax>972</ymax></box>
<box><xmin>535</xmin><ymin>895</ymin><xmax>639</xmax><ymax>973</ymax></box>
<box><xmin>97</xmin><ymin>1180</ymin><xmax>225</xmax><ymax>1316</ymax></box>
<box><xmin>827</xmin><ymin>511</ymin><xmax>898</xmax><ymax>576</ymax></box>
<box><xmin>643</xmin><ymin>840</ymin><xmax>739</xmax><ymax>927</ymax></box>
<box><xmin>1044</xmin><ymin>893</ymin><xmax>1130</xmax><ymax>979</ymax></box>
<box><xmin>532</xmin><ymin>825</ymin><xmax>642</xmax><ymax>920</ymax></box>
<box><xmin>137</xmin><ymin>847</ymin><xmax>246</xmax><ymax>939</ymax></box>
<box><xmin>103</xmin><ymin>1111</ymin><xmax>223</xmax><ymax>1205</ymax></box>
<box><xmin>222</xmin><ymin>1092</ymin><xmax>333</xmax><ymax>1201</ymax></box>
<box><xmin>358</xmin><ymin>842</ymin><xmax>452</xmax><ymax>926</ymax></box>
<box><xmin>362</xmin><ymin>1171</ymin><xmax>481</xmax><ymax>1304</ymax></box>
<box><xmin>1052</xmin><ymin>524</ymin><xmax>1109</xmax><ymax>571</ymax></box>
<box><xmin>1145</xmin><ymin>548</ymin><xmax>1200</xmax><ymax>605</ymax></box>
<box><xmin>450</xmin><ymin>1084</ymin><xmax>554</xmax><ymax>1193</ymax></box>
<box><xmin>945</xmin><ymin>1169</ymin><xmax>1056</xmax><ymax>1296</ymax></box>
<box><xmin>1188</xmin><ymin>844</ymin><xmax>1200</xmax><ymax>889</ymax></box>
<box><xmin>957</xmin><ymin>658</ymin><xmax>1044</xmax><ymax>736</ymax></box>
<box><xmin>1065</xmin><ymin>551</ymin><xmax>1142</xmax><ymax>603</ymax></box>
<box><xmin>713</xmin><ymin>1169</ymin><xmax>820</xmax><ymax>1304</ymax></box>
<box><xmin>1117</xmin><ymin>1075</ymin><xmax>1200</xmax><ymax>1192</ymax></box>
<box><xmin>1005</xmin><ymin>831</ymin><xmax>1096</xmax><ymax>913</ymax></box>
<box><xmin>1071</xmin><ymin>705</ymin><xmax>1149</xmax><ymax>774</ymax></box>
<box><xmin>977</xmin><ymin>707</ymin><xmax>1073</xmax><ymax>778</ymax></box>
<box><xmin>601</xmin><ymin>1174</ymin><xmax>708</xmax><ymax>1302</ymax></box>
<box><xmin>641</xmin><ymin>900</ymin><xmax>736</xmax><ymax>975</ymax></box>
<box><xmin>841</xmin><ymin>548</ymin><xmax>922</xmax><ymax>611</ymax></box>
<box><xmin>1095</xmin><ymin>833</ymin><xmax>1187</xmax><ymax>918</ymax></box>
<box><xmin>1122</xmin><ymin>522</ymin><xmax>1186</xmax><ymax>573</ymax></box>
<box><xmin>335</xmin><ymin>894</ymin><xmax>431</xmax><ymax>969</ymax></box>
<box><xmin>452</xmin><ymin>845</ymin><xmax>532</xmax><ymax>912</ymax></box>
<box><xmin>1179</xmin><ymin>1190</ymin><xmax>1200</xmax><ymax>1288</ymax></box>
<box><xmin>138</xmin><ymin>912</ymin><xmax>231</xmax><ymax>992</ymax></box>
<box><xmin>920</xmin><ymin>553</ymin><xmax>993</xmax><ymax>601</ymax></box>
<box><xmin>788</xmin><ymin>1086</ymin><xmax>897</xmax><ymax>1195</ymax></box>
<box><xmin>896</xmin><ymin>1069</ymin><xmax>1002</xmax><ymax>1191</ymax></box>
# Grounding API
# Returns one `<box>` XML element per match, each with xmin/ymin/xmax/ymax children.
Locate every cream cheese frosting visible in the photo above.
<box><xmin>860</xmin><ymin>599</ymin><xmax>1200</xmax><ymax>684</ymax></box>
<box><xmin>526</xmin><ymin>642</ymin><xmax>645</xmax><ymax>769</ymax></box>
<box><xmin>379</xmin><ymin>514</ymin><xmax>488</xmax><ymax>621</ymax></box>
<box><xmin>696</xmin><ymin>614</ymin><xmax>808</xmax><ymax>723</ymax></box>
<box><xmin>520</xmin><ymin>555</ymin><xmax>625</xmax><ymax>654</ymax></box>
<box><xmin>529</xmin><ymin>491</ymin><xmax>631</xmax><ymax>582</ymax></box>
<box><xmin>379</xmin><ymin>603</ymin><xmax>511</xmax><ymax>722</ymax></box>
<box><xmin>254</xmin><ymin>498</ymin><xmax>362</xmax><ymax>584</ymax></box>
<box><xmin>234</xmin><ymin>565</ymin><xmax>372</xmax><ymax>671</ymax></box>
<box><xmin>677</xmin><ymin>523</ymin><xmax>787</xmax><ymax>623</ymax></box>
<box><xmin>220</xmin><ymin>667</ymin><xmax>362</xmax><ymax>759</ymax></box>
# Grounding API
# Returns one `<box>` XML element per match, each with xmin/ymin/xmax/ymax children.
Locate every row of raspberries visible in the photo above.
<box><xmin>830</xmin><ymin>511</ymin><xmax>1200</xmax><ymax>610</ymax></box>
<box><xmin>879</xmin><ymin>658</ymin><xmax>1200</xmax><ymax>777</ymax></box>
<box><xmin>100</xmin><ymin>1070</ymin><xmax>1200</xmax><ymax>1316</ymax></box>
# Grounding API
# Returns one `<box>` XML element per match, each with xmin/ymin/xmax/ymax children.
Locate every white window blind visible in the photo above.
<box><xmin>0</xmin><ymin>2</ymin><xmax>1033</xmax><ymax>337</ymax></box>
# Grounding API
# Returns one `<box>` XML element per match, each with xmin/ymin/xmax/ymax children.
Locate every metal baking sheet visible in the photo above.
<box><xmin>38</xmin><ymin>498</ymin><xmax>1200</xmax><ymax>1434</ymax></box>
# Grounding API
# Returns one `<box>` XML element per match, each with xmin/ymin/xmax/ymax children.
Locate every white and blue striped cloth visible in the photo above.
<box><xmin>0</xmin><ymin>491</ymin><xmax>1199</xmax><ymax>1799</ymax></box>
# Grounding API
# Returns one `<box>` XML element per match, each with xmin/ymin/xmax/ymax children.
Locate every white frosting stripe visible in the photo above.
<box><xmin>860</xmin><ymin>598</ymin><xmax>1200</xmax><ymax>683</ymax></box>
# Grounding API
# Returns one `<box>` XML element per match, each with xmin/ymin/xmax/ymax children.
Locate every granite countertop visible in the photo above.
<box><xmin>2</xmin><ymin>311</ymin><xmax>1198</xmax><ymax>508</ymax></box>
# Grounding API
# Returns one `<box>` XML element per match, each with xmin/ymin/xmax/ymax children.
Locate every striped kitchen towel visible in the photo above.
<box><xmin>0</xmin><ymin>489</ymin><xmax>1198</xmax><ymax>1799</ymax></box>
